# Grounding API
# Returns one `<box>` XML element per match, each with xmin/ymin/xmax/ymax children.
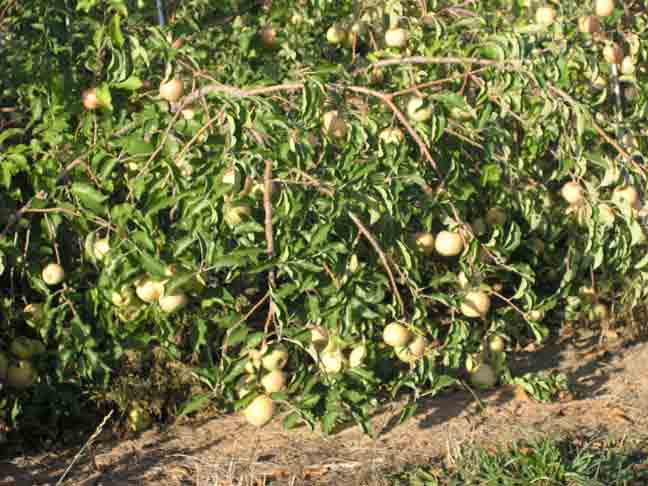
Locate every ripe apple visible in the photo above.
<box><xmin>319</xmin><ymin>348</ymin><xmax>347</xmax><ymax>373</ymax></box>
<box><xmin>414</xmin><ymin>231</ymin><xmax>435</xmax><ymax>256</ymax></box>
<box><xmin>223</xmin><ymin>202</ymin><xmax>252</xmax><ymax>226</ymax></box>
<box><xmin>379</xmin><ymin>127</ymin><xmax>405</xmax><ymax>145</ymax></box>
<box><xmin>407</xmin><ymin>97</ymin><xmax>433</xmax><ymax>122</ymax></box>
<box><xmin>620</xmin><ymin>57</ymin><xmax>636</xmax><ymax>75</ymax></box>
<box><xmin>434</xmin><ymin>230</ymin><xmax>463</xmax><ymax>257</ymax></box>
<box><xmin>488</xmin><ymin>335</ymin><xmax>505</xmax><ymax>353</ymax></box>
<box><xmin>159</xmin><ymin>78</ymin><xmax>183</xmax><ymax>102</ymax></box>
<box><xmin>128</xmin><ymin>406</ymin><xmax>152</xmax><ymax>432</ymax></box>
<box><xmin>535</xmin><ymin>6</ymin><xmax>556</xmax><ymax>26</ymax></box>
<box><xmin>326</xmin><ymin>24</ymin><xmax>347</xmax><ymax>45</ymax></box>
<box><xmin>592</xmin><ymin>303</ymin><xmax>609</xmax><ymax>320</ymax></box>
<box><xmin>24</xmin><ymin>303</ymin><xmax>44</xmax><ymax>320</ymax></box>
<box><xmin>561</xmin><ymin>181</ymin><xmax>584</xmax><ymax>205</ymax></box>
<box><xmin>470</xmin><ymin>363</ymin><xmax>497</xmax><ymax>388</ymax></box>
<box><xmin>612</xmin><ymin>185</ymin><xmax>640</xmax><ymax>209</ymax></box>
<box><xmin>385</xmin><ymin>27</ymin><xmax>408</xmax><ymax>48</ymax></box>
<box><xmin>407</xmin><ymin>335</ymin><xmax>427</xmax><ymax>357</ymax></box>
<box><xmin>383</xmin><ymin>322</ymin><xmax>411</xmax><ymax>347</ymax></box>
<box><xmin>94</xmin><ymin>237</ymin><xmax>110</xmax><ymax>260</ymax></box>
<box><xmin>578</xmin><ymin>15</ymin><xmax>601</xmax><ymax>34</ymax></box>
<box><xmin>135</xmin><ymin>278</ymin><xmax>165</xmax><ymax>303</ymax></box>
<box><xmin>603</xmin><ymin>43</ymin><xmax>624</xmax><ymax>64</ymax></box>
<box><xmin>261</xmin><ymin>370</ymin><xmax>286</xmax><ymax>393</ymax></box>
<box><xmin>261</xmin><ymin>346</ymin><xmax>289</xmax><ymax>371</ymax></box>
<box><xmin>460</xmin><ymin>290</ymin><xmax>491</xmax><ymax>318</ymax></box>
<box><xmin>42</xmin><ymin>263</ymin><xmax>65</xmax><ymax>285</ymax></box>
<box><xmin>595</xmin><ymin>0</ymin><xmax>615</xmax><ymax>17</ymax></box>
<box><xmin>322</xmin><ymin>110</ymin><xmax>348</xmax><ymax>139</ymax></box>
<box><xmin>259</xmin><ymin>25</ymin><xmax>277</xmax><ymax>48</ymax></box>
<box><xmin>243</xmin><ymin>395</ymin><xmax>274</xmax><ymax>427</ymax></box>
<box><xmin>82</xmin><ymin>88</ymin><xmax>101</xmax><ymax>110</ymax></box>
<box><xmin>349</xmin><ymin>344</ymin><xmax>367</xmax><ymax>368</ymax></box>
<box><xmin>158</xmin><ymin>293</ymin><xmax>188</xmax><ymax>313</ymax></box>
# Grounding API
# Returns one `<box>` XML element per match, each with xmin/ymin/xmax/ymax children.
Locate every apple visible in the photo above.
<box><xmin>470</xmin><ymin>363</ymin><xmax>497</xmax><ymax>388</ymax></box>
<box><xmin>158</xmin><ymin>293</ymin><xmax>188</xmax><ymax>313</ymax></box>
<box><xmin>612</xmin><ymin>185</ymin><xmax>640</xmax><ymax>210</ymax></box>
<box><xmin>407</xmin><ymin>97</ymin><xmax>433</xmax><ymax>122</ymax></box>
<box><xmin>383</xmin><ymin>322</ymin><xmax>411</xmax><ymax>347</ymax></box>
<box><xmin>486</xmin><ymin>208</ymin><xmax>507</xmax><ymax>226</ymax></box>
<box><xmin>595</xmin><ymin>0</ymin><xmax>615</xmax><ymax>17</ymax></box>
<box><xmin>94</xmin><ymin>237</ymin><xmax>110</xmax><ymax>260</ymax></box>
<box><xmin>24</xmin><ymin>303</ymin><xmax>44</xmax><ymax>320</ymax></box>
<box><xmin>7</xmin><ymin>360</ymin><xmax>36</xmax><ymax>389</ymax></box>
<box><xmin>261</xmin><ymin>346</ymin><xmax>289</xmax><ymax>371</ymax></box>
<box><xmin>135</xmin><ymin>278</ymin><xmax>165</xmax><ymax>303</ymax></box>
<box><xmin>322</xmin><ymin>110</ymin><xmax>348</xmax><ymax>139</ymax></box>
<box><xmin>82</xmin><ymin>88</ymin><xmax>101</xmax><ymax>110</ymax></box>
<box><xmin>261</xmin><ymin>370</ymin><xmax>286</xmax><ymax>393</ymax></box>
<box><xmin>319</xmin><ymin>348</ymin><xmax>347</xmax><ymax>373</ymax></box>
<box><xmin>259</xmin><ymin>25</ymin><xmax>277</xmax><ymax>48</ymax></box>
<box><xmin>385</xmin><ymin>27</ymin><xmax>408</xmax><ymax>48</ymax></box>
<box><xmin>159</xmin><ymin>78</ymin><xmax>183</xmax><ymax>102</ymax></box>
<box><xmin>621</xmin><ymin>57</ymin><xmax>636</xmax><ymax>75</ymax></box>
<box><xmin>128</xmin><ymin>406</ymin><xmax>152</xmax><ymax>432</ymax></box>
<box><xmin>460</xmin><ymin>290</ymin><xmax>491</xmax><ymax>318</ymax></box>
<box><xmin>592</xmin><ymin>303</ymin><xmax>609</xmax><ymax>320</ymax></box>
<box><xmin>223</xmin><ymin>202</ymin><xmax>252</xmax><ymax>226</ymax></box>
<box><xmin>434</xmin><ymin>230</ymin><xmax>463</xmax><ymax>257</ymax></box>
<box><xmin>535</xmin><ymin>7</ymin><xmax>556</xmax><ymax>26</ymax></box>
<box><xmin>326</xmin><ymin>24</ymin><xmax>347</xmax><ymax>45</ymax></box>
<box><xmin>379</xmin><ymin>127</ymin><xmax>405</xmax><ymax>145</ymax></box>
<box><xmin>414</xmin><ymin>231</ymin><xmax>435</xmax><ymax>256</ymax></box>
<box><xmin>42</xmin><ymin>263</ymin><xmax>65</xmax><ymax>285</ymax></box>
<box><xmin>578</xmin><ymin>15</ymin><xmax>601</xmax><ymax>34</ymax></box>
<box><xmin>561</xmin><ymin>182</ymin><xmax>584</xmax><ymax>205</ymax></box>
<box><xmin>243</xmin><ymin>395</ymin><xmax>274</xmax><ymax>427</ymax></box>
<box><xmin>489</xmin><ymin>335</ymin><xmax>505</xmax><ymax>353</ymax></box>
<box><xmin>349</xmin><ymin>344</ymin><xmax>367</xmax><ymax>368</ymax></box>
<box><xmin>603</xmin><ymin>43</ymin><xmax>624</xmax><ymax>64</ymax></box>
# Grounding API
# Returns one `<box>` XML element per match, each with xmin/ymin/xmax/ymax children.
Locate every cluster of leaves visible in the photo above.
<box><xmin>1</xmin><ymin>0</ymin><xmax>648</xmax><ymax>442</ymax></box>
<box><xmin>392</xmin><ymin>434</ymin><xmax>648</xmax><ymax>485</ymax></box>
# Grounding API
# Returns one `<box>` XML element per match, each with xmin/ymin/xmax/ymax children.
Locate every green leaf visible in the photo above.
<box><xmin>113</xmin><ymin>75</ymin><xmax>142</xmax><ymax>91</ymax></box>
<box><xmin>178</xmin><ymin>394</ymin><xmax>211</xmax><ymax>417</ymax></box>
<box><xmin>109</xmin><ymin>14</ymin><xmax>125</xmax><ymax>47</ymax></box>
<box><xmin>70</xmin><ymin>183</ymin><xmax>108</xmax><ymax>215</ymax></box>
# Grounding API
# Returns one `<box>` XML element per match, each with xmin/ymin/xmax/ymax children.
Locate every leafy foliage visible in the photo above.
<box><xmin>1</xmin><ymin>0</ymin><xmax>647</xmax><ymax>442</ymax></box>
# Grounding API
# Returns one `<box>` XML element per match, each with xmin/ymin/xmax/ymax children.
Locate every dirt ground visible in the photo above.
<box><xmin>2</xmin><ymin>328</ymin><xmax>648</xmax><ymax>486</ymax></box>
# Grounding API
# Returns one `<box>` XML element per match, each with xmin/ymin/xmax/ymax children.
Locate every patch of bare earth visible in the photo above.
<box><xmin>3</xmin><ymin>329</ymin><xmax>648</xmax><ymax>486</ymax></box>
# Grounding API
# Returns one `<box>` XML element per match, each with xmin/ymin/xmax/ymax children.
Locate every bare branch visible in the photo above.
<box><xmin>347</xmin><ymin>211</ymin><xmax>405</xmax><ymax>316</ymax></box>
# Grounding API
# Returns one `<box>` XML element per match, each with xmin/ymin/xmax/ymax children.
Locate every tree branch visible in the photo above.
<box><xmin>347</xmin><ymin>211</ymin><xmax>405</xmax><ymax>316</ymax></box>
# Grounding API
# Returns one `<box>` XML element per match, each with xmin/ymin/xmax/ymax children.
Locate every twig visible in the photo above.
<box><xmin>287</xmin><ymin>169</ymin><xmax>335</xmax><ymax>197</ymax></box>
<box><xmin>56</xmin><ymin>409</ymin><xmax>114</xmax><ymax>486</ymax></box>
<box><xmin>343</xmin><ymin>85</ymin><xmax>444</xmax><ymax>184</ymax></box>
<box><xmin>547</xmin><ymin>84</ymin><xmax>643</xmax><ymax>174</ymax></box>
<box><xmin>263</xmin><ymin>159</ymin><xmax>277</xmax><ymax>344</ymax></box>
<box><xmin>347</xmin><ymin>211</ymin><xmax>405</xmax><ymax>316</ymax></box>
<box><xmin>263</xmin><ymin>160</ymin><xmax>274</xmax><ymax>257</ymax></box>
<box><xmin>0</xmin><ymin>196</ymin><xmax>35</xmax><ymax>238</ymax></box>
<box><xmin>354</xmin><ymin>56</ymin><xmax>523</xmax><ymax>75</ymax></box>
<box><xmin>222</xmin><ymin>292</ymin><xmax>270</xmax><ymax>355</ymax></box>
